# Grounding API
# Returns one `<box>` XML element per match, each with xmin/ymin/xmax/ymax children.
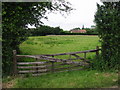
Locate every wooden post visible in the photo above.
<box><xmin>84</xmin><ymin>52</ymin><xmax>86</xmax><ymax>59</ymax></box>
<box><xmin>13</xmin><ymin>50</ymin><xmax>17</xmax><ymax>76</ymax></box>
<box><xmin>51</xmin><ymin>61</ymin><xmax>54</xmax><ymax>73</ymax></box>
<box><xmin>96</xmin><ymin>46</ymin><xmax>99</xmax><ymax>56</ymax></box>
<box><xmin>36</xmin><ymin>58</ymin><xmax>39</xmax><ymax>74</ymax></box>
<box><xmin>51</xmin><ymin>55</ymin><xmax>54</xmax><ymax>73</ymax></box>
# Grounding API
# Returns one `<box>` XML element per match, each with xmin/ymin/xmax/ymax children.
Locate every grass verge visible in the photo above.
<box><xmin>13</xmin><ymin>70</ymin><xmax>118</xmax><ymax>88</ymax></box>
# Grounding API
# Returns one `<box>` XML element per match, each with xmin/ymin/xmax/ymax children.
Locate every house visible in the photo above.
<box><xmin>70</xmin><ymin>29</ymin><xmax>87</xmax><ymax>33</ymax></box>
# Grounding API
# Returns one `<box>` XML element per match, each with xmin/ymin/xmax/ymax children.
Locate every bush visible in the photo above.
<box><xmin>94</xmin><ymin>2</ymin><xmax>120</xmax><ymax>70</ymax></box>
<box><xmin>91</xmin><ymin>55</ymin><xmax>118</xmax><ymax>71</ymax></box>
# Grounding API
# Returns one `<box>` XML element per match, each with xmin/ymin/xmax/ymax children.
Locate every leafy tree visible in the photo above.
<box><xmin>86</xmin><ymin>28</ymin><xmax>98</xmax><ymax>34</ymax></box>
<box><xmin>53</xmin><ymin>27</ymin><xmax>63</xmax><ymax>35</ymax></box>
<box><xmin>94</xmin><ymin>2</ymin><xmax>120</xmax><ymax>70</ymax></box>
<box><xmin>2</xmin><ymin>1</ymin><xmax>73</xmax><ymax>75</ymax></box>
<box><xmin>82</xmin><ymin>25</ymin><xmax>84</xmax><ymax>29</ymax></box>
<box><xmin>31</xmin><ymin>25</ymin><xmax>64</xmax><ymax>36</ymax></box>
<box><xmin>70</xmin><ymin>27</ymin><xmax>81</xmax><ymax>30</ymax></box>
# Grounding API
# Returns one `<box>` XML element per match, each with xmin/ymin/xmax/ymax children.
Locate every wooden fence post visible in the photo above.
<box><xmin>84</xmin><ymin>52</ymin><xmax>86</xmax><ymax>59</ymax></box>
<box><xmin>36</xmin><ymin>58</ymin><xmax>39</xmax><ymax>74</ymax></box>
<box><xmin>13</xmin><ymin>50</ymin><xmax>17</xmax><ymax>76</ymax></box>
<box><xmin>96</xmin><ymin>46</ymin><xmax>99</xmax><ymax>56</ymax></box>
<box><xmin>51</xmin><ymin>55</ymin><xmax>54</xmax><ymax>73</ymax></box>
<box><xmin>51</xmin><ymin>61</ymin><xmax>54</xmax><ymax>73</ymax></box>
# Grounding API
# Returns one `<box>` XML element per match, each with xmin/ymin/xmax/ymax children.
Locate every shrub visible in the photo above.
<box><xmin>94</xmin><ymin>2</ymin><xmax>120</xmax><ymax>70</ymax></box>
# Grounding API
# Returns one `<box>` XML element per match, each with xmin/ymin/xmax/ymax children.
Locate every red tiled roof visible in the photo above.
<box><xmin>70</xmin><ymin>29</ymin><xmax>87</xmax><ymax>33</ymax></box>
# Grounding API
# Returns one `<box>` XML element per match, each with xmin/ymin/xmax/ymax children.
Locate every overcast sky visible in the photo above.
<box><xmin>28</xmin><ymin>0</ymin><xmax>103</xmax><ymax>30</ymax></box>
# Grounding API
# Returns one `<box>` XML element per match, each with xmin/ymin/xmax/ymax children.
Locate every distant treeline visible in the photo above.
<box><xmin>31</xmin><ymin>25</ymin><xmax>98</xmax><ymax>36</ymax></box>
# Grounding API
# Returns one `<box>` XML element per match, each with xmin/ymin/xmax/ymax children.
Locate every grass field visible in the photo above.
<box><xmin>3</xmin><ymin>35</ymin><xmax>118</xmax><ymax>88</ymax></box>
<box><xmin>20</xmin><ymin>35</ymin><xmax>100</xmax><ymax>54</ymax></box>
<box><xmin>19</xmin><ymin>35</ymin><xmax>101</xmax><ymax>59</ymax></box>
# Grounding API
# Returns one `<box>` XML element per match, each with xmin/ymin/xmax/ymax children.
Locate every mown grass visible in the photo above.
<box><xmin>14</xmin><ymin>70</ymin><xmax>118</xmax><ymax>88</ymax></box>
<box><xmin>8</xmin><ymin>35</ymin><xmax>118</xmax><ymax>88</ymax></box>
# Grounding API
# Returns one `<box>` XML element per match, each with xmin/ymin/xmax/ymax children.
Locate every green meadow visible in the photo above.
<box><xmin>3</xmin><ymin>35</ymin><xmax>118</xmax><ymax>88</ymax></box>
<box><xmin>19</xmin><ymin>35</ymin><xmax>100</xmax><ymax>59</ymax></box>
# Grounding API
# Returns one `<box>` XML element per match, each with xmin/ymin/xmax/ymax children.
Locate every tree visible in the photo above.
<box><xmin>70</xmin><ymin>27</ymin><xmax>81</xmax><ymax>30</ymax></box>
<box><xmin>2</xmin><ymin>1</ymin><xmax>73</xmax><ymax>75</ymax></box>
<box><xmin>82</xmin><ymin>25</ymin><xmax>84</xmax><ymax>29</ymax></box>
<box><xmin>31</xmin><ymin>25</ymin><xmax>64</xmax><ymax>36</ymax></box>
<box><xmin>94</xmin><ymin>2</ymin><xmax>120</xmax><ymax>70</ymax></box>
